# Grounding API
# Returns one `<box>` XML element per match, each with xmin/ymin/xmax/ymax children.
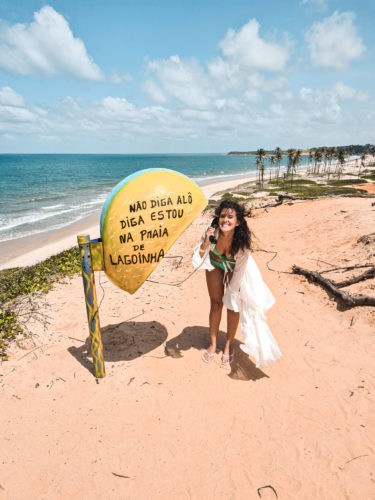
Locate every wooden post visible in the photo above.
<box><xmin>77</xmin><ymin>234</ymin><xmax>106</xmax><ymax>378</ymax></box>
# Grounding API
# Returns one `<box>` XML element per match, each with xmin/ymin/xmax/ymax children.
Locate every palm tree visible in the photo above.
<box><xmin>336</xmin><ymin>150</ymin><xmax>346</xmax><ymax>179</ymax></box>
<box><xmin>269</xmin><ymin>155</ymin><xmax>276</xmax><ymax>181</ymax></box>
<box><xmin>256</xmin><ymin>148</ymin><xmax>267</xmax><ymax>188</ymax></box>
<box><xmin>327</xmin><ymin>147</ymin><xmax>336</xmax><ymax>178</ymax></box>
<box><xmin>359</xmin><ymin>153</ymin><xmax>366</xmax><ymax>177</ymax></box>
<box><xmin>290</xmin><ymin>149</ymin><xmax>301</xmax><ymax>188</ymax></box>
<box><xmin>255</xmin><ymin>157</ymin><xmax>262</xmax><ymax>185</ymax></box>
<box><xmin>286</xmin><ymin>148</ymin><xmax>296</xmax><ymax>177</ymax></box>
<box><xmin>275</xmin><ymin>147</ymin><xmax>283</xmax><ymax>182</ymax></box>
<box><xmin>308</xmin><ymin>149</ymin><xmax>314</xmax><ymax>174</ymax></box>
<box><xmin>320</xmin><ymin>147</ymin><xmax>328</xmax><ymax>175</ymax></box>
<box><xmin>314</xmin><ymin>148</ymin><xmax>323</xmax><ymax>174</ymax></box>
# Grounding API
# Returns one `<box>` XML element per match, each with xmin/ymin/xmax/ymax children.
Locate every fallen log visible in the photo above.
<box><xmin>292</xmin><ymin>265</ymin><xmax>375</xmax><ymax>307</ymax></box>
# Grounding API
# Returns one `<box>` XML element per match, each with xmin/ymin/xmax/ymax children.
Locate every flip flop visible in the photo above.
<box><xmin>201</xmin><ymin>350</ymin><xmax>215</xmax><ymax>363</ymax></box>
<box><xmin>221</xmin><ymin>353</ymin><xmax>234</xmax><ymax>366</ymax></box>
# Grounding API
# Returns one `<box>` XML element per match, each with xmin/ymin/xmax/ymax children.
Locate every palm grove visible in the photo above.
<box><xmin>253</xmin><ymin>145</ymin><xmax>375</xmax><ymax>188</ymax></box>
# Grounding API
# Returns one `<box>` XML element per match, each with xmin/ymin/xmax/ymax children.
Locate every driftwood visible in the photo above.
<box><xmin>292</xmin><ymin>265</ymin><xmax>375</xmax><ymax>307</ymax></box>
<box><xmin>254</xmin><ymin>194</ymin><xmax>317</xmax><ymax>210</ymax></box>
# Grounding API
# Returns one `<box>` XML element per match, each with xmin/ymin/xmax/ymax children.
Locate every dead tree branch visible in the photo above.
<box><xmin>333</xmin><ymin>266</ymin><xmax>375</xmax><ymax>288</ymax></box>
<box><xmin>320</xmin><ymin>263</ymin><xmax>375</xmax><ymax>274</ymax></box>
<box><xmin>292</xmin><ymin>265</ymin><xmax>375</xmax><ymax>307</ymax></box>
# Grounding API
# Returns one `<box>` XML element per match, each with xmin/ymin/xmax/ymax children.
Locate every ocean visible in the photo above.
<box><xmin>0</xmin><ymin>154</ymin><xmax>307</xmax><ymax>242</ymax></box>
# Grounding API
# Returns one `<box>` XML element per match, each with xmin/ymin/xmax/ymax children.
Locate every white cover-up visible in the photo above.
<box><xmin>192</xmin><ymin>229</ymin><xmax>282</xmax><ymax>368</ymax></box>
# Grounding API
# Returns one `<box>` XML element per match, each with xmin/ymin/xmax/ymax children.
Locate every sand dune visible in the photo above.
<box><xmin>1</xmin><ymin>193</ymin><xmax>374</xmax><ymax>499</ymax></box>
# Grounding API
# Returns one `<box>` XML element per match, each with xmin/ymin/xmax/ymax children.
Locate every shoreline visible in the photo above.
<box><xmin>0</xmin><ymin>173</ymin><xmax>258</xmax><ymax>270</ymax></box>
<box><xmin>0</xmin><ymin>157</ymin><xmax>368</xmax><ymax>270</ymax></box>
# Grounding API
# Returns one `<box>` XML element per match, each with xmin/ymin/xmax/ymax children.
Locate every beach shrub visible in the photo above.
<box><xmin>0</xmin><ymin>309</ymin><xmax>21</xmax><ymax>360</ymax></box>
<box><xmin>0</xmin><ymin>247</ymin><xmax>81</xmax><ymax>359</ymax></box>
<box><xmin>235</xmin><ymin>190</ymin><xmax>255</xmax><ymax>196</ymax></box>
<box><xmin>270</xmin><ymin>178</ymin><xmax>317</xmax><ymax>185</ymax></box>
<box><xmin>221</xmin><ymin>192</ymin><xmax>247</xmax><ymax>201</ymax></box>
<box><xmin>328</xmin><ymin>178</ymin><xmax>367</xmax><ymax>186</ymax></box>
<box><xmin>267</xmin><ymin>185</ymin><xmax>369</xmax><ymax>197</ymax></box>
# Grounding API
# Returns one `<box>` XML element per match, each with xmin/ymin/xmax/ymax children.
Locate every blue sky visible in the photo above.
<box><xmin>0</xmin><ymin>0</ymin><xmax>374</xmax><ymax>153</ymax></box>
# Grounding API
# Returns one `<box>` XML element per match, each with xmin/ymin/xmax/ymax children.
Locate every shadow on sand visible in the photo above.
<box><xmin>68</xmin><ymin>320</ymin><xmax>168</xmax><ymax>375</ymax></box>
<box><xmin>165</xmin><ymin>325</ymin><xmax>268</xmax><ymax>381</ymax></box>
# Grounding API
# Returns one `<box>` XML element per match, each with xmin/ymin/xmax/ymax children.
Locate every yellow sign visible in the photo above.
<box><xmin>100</xmin><ymin>168</ymin><xmax>207</xmax><ymax>294</ymax></box>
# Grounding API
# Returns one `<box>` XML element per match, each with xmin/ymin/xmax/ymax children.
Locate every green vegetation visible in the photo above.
<box><xmin>270</xmin><ymin>178</ymin><xmax>317</xmax><ymax>185</ymax></box>
<box><xmin>328</xmin><ymin>178</ymin><xmax>367</xmax><ymax>186</ymax></box>
<box><xmin>0</xmin><ymin>247</ymin><xmax>81</xmax><ymax>360</ymax></box>
<box><xmin>362</xmin><ymin>174</ymin><xmax>375</xmax><ymax>181</ymax></box>
<box><xmin>220</xmin><ymin>192</ymin><xmax>246</xmax><ymax>201</ymax></box>
<box><xmin>268</xmin><ymin>185</ymin><xmax>368</xmax><ymax>197</ymax></box>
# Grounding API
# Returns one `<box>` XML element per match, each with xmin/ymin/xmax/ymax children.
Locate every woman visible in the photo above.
<box><xmin>192</xmin><ymin>200</ymin><xmax>282</xmax><ymax>368</ymax></box>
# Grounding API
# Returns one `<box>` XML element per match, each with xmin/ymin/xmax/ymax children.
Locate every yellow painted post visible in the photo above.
<box><xmin>77</xmin><ymin>234</ymin><xmax>106</xmax><ymax>378</ymax></box>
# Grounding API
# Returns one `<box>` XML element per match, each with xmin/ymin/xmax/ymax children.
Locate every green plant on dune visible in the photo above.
<box><xmin>328</xmin><ymin>178</ymin><xmax>367</xmax><ymax>186</ymax></box>
<box><xmin>0</xmin><ymin>247</ymin><xmax>81</xmax><ymax>360</ymax></box>
<box><xmin>268</xmin><ymin>184</ymin><xmax>369</xmax><ymax>197</ymax></box>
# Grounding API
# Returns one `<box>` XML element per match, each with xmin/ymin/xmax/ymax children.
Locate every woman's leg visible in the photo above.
<box><xmin>223</xmin><ymin>271</ymin><xmax>240</xmax><ymax>358</ymax></box>
<box><xmin>205</xmin><ymin>267</ymin><xmax>224</xmax><ymax>356</ymax></box>
<box><xmin>223</xmin><ymin>309</ymin><xmax>240</xmax><ymax>357</ymax></box>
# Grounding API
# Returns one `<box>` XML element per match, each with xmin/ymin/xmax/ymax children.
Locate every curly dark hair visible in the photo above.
<box><xmin>214</xmin><ymin>200</ymin><xmax>251</xmax><ymax>254</ymax></box>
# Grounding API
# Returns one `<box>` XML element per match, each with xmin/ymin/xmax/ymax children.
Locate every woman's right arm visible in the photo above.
<box><xmin>192</xmin><ymin>226</ymin><xmax>215</xmax><ymax>270</ymax></box>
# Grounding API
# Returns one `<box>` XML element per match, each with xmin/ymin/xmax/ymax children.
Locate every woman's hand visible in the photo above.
<box><xmin>201</xmin><ymin>226</ymin><xmax>216</xmax><ymax>249</ymax></box>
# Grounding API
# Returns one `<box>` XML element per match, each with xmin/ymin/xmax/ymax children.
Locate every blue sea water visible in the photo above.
<box><xmin>0</xmin><ymin>154</ymin><xmax>307</xmax><ymax>242</ymax></box>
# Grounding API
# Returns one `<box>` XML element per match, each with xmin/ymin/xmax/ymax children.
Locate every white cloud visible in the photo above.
<box><xmin>0</xmin><ymin>86</ymin><xmax>25</xmax><ymax>107</ymax></box>
<box><xmin>298</xmin><ymin>82</ymin><xmax>368</xmax><ymax>126</ymax></box>
<box><xmin>0</xmin><ymin>6</ymin><xmax>103</xmax><ymax>80</ymax></box>
<box><xmin>144</xmin><ymin>55</ymin><xmax>213</xmax><ymax>109</ymax></box>
<box><xmin>0</xmin><ymin>86</ymin><xmax>35</xmax><ymax>123</ymax></box>
<box><xmin>219</xmin><ymin>19</ymin><xmax>289</xmax><ymax>73</ymax></box>
<box><xmin>0</xmin><ymin>83</ymin><xmax>372</xmax><ymax>152</ymax></box>
<box><xmin>299</xmin><ymin>82</ymin><xmax>367</xmax><ymax>104</ymax></box>
<box><xmin>0</xmin><ymin>105</ymin><xmax>35</xmax><ymax>123</ymax></box>
<box><xmin>333</xmin><ymin>81</ymin><xmax>368</xmax><ymax>102</ymax></box>
<box><xmin>270</xmin><ymin>103</ymin><xmax>285</xmax><ymax>116</ymax></box>
<box><xmin>243</xmin><ymin>89</ymin><xmax>261</xmax><ymax>103</ymax></box>
<box><xmin>305</xmin><ymin>11</ymin><xmax>365</xmax><ymax>71</ymax></box>
<box><xmin>109</xmin><ymin>71</ymin><xmax>132</xmax><ymax>84</ymax></box>
<box><xmin>142</xmin><ymin>79</ymin><xmax>169</xmax><ymax>104</ymax></box>
<box><xmin>143</xmin><ymin>19</ymin><xmax>291</xmax><ymax>111</ymax></box>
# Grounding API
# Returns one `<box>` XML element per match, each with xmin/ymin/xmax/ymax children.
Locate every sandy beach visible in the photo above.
<box><xmin>1</xmin><ymin>169</ymin><xmax>374</xmax><ymax>499</ymax></box>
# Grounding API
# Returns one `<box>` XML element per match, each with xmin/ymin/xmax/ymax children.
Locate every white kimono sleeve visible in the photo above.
<box><xmin>191</xmin><ymin>228</ymin><xmax>215</xmax><ymax>271</ymax></box>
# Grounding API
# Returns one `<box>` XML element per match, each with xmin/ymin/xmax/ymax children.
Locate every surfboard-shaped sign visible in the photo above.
<box><xmin>100</xmin><ymin>168</ymin><xmax>207</xmax><ymax>294</ymax></box>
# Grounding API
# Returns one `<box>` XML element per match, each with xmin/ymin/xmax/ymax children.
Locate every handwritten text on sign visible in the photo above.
<box><xmin>100</xmin><ymin>169</ymin><xmax>206</xmax><ymax>294</ymax></box>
